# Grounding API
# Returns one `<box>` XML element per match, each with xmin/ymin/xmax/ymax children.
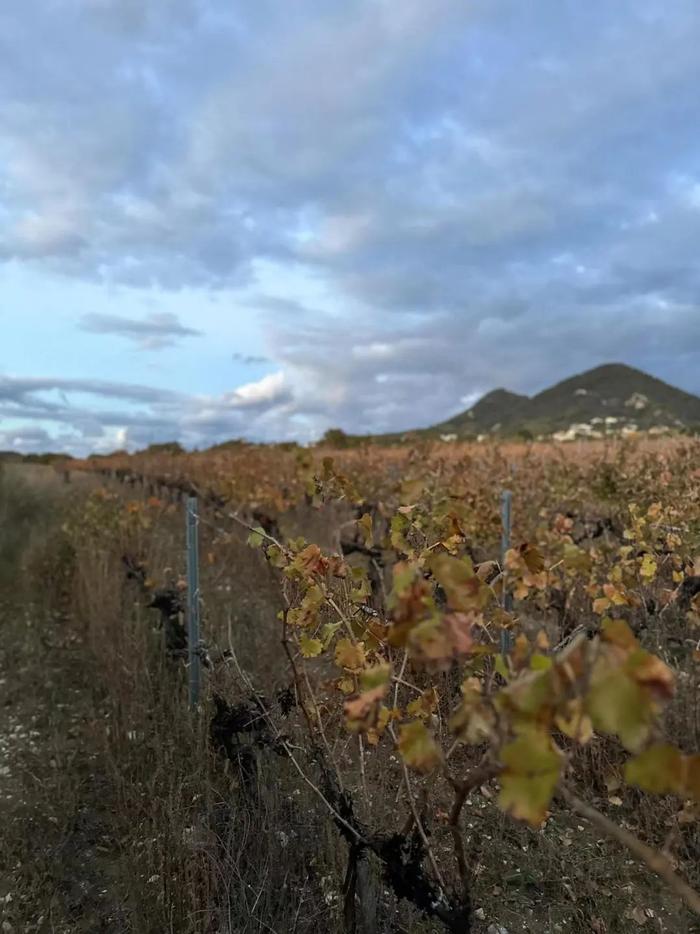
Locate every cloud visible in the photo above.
<box><xmin>0</xmin><ymin>425</ymin><xmax>55</xmax><ymax>454</ymax></box>
<box><xmin>2</xmin><ymin>0</ymin><xmax>700</xmax><ymax>447</ymax></box>
<box><xmin>232</xmin><ymin>352</ymin><xmax>269</xmax><ymax>365</ymax></box>
<box><xmin>78</xmin><ymin>311</ymin><xmax>202</xmax><ymax>350</ymax></box>
<box><xmin>0</xmin><ymin>371</ymin><xmax>296</xmax><ymax>455</ymax></box>
<box><xmin>0</xmin><ymin>375</ymin><xmax>183</xmax><ymax>406</ymax></box>
<box><xmin>227</xmin><ymin>371</ymin><xmax>289</xmax><ymax>408</ymax></box>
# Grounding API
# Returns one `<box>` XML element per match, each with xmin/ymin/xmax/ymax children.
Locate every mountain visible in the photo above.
<box><xmin>425</xmin><ymin>363</ymin><xmax>700</xmax><ymax>441</ymax></box>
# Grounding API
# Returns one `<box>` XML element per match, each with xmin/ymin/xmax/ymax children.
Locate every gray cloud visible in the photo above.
<box><xmin>2</xmin><ymin>0</ymin><xmax>700</xmax><ymax>448</ymax></box>
<box><xmin>232</xmin><ymin>352</ymin><xmax>269</xmax><ymax>365</ymax></box>
<box><xmin>0</xmin><ymin>371</ymin><xmax>294</xmax><ymax>455</ymax></box>
<box><xmin>0</xmin><ymin>425</ymin><xmax>55</xmax><ymax>454</ymax></box>
<box><xmin>0</xmin><ymin>375</ymin><xmax>183</xmax><ymax>406</ymax></box>
<box><xmin>79</xmin><ymin>312</ymin><xmax>202</xmax><ymax>350</ymax></box>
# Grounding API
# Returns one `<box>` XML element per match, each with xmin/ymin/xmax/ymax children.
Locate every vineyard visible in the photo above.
<box><xmin>3</xmin><ymin>438</ymin><xmax>699</xmax><ymax>932</ymax></box>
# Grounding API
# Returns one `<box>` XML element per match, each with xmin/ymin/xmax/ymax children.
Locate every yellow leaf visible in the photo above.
<box><xmin>639</xmin><ymin>554</ymin><xmax>658</xmax><ymax>581</ymax></box>
<box><xmin>407</xmin><ymin>688</ymin><xmax>439</xmax><ymax>720</ymax></box>
<box><xmin>299</xmin><ymin>636</ymin><xmax>323</xmax><ymax>658</ymax></box>
<box><xmin>357</xmin><ymin>513</ymin><xmax>374</xmax><ymax>549</ymax></box>
<box><xmin>603</xmin><ymin>583</ymin><xmax>629</xmax><ymax>606</ymax></box>
<box><xmin>601</xmin><ymin>618</ymin><xmax>638</xmax><ymax>650</ymax></box>
<box><xmin>555</xmin><ymin>699</ymin><xmax>593</xmax><ymax>744</ymax></box>
<box><xmin>334</xmin><ymin>638</ymin><xmax>366</xmax><ymax>671</ymax></box>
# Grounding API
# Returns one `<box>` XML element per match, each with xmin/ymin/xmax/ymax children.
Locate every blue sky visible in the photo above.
<box><xmin>2</xmin><ymin>0</ymin><xmax>700</xmax><ymax>454</ymax></box>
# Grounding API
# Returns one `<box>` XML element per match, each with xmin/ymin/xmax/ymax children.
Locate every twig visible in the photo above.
<box><xmin>388</xmin><ymin>723</ymin><xmax>446</xmax><ymax>892</ymax></box>
<box><xmin>227</xmin><ymin>615</ymin><xmax>362</xmax><ymax>844</ymax></box>
<box><xmin>559</xmin><ymin>784</ymin><xmax>700</xmax><ymax>917</ymax></box>
<box><xmin>393</xmin><ymin>651</ymin><xmax>409</xmax><ymax>710</ymax></box>
<box><xmin>358</xmin><ymin>733</ymin><xmax>367</xmax><ymax>796</ymax></box>
<box><xmin>446</xmin><ymin>757</ymin><xmax>501</xmax><ymax>886</ymax></box>
<box><xmin>282</xmin><ymin>738</ymin><xmax>363</xmax><ymax>843</ymax></box>
<box><xmin>326</xmin><ymin>594</ymin><xmax>359</xmax><ymax>643</ymax></box>
<box><xmin>391</xmin><ymin>675</ymin><xmax>424</xmax><ymax>696</ymax></box>
<box><xmin>225</xmin><ymin>510</ymin><xmax>287</xmax><ymax>554</ymax></box>
<box><xmin>302</xmin><ymin>666</ymin><xmax>343</xmax><ymax>785</ymax></box>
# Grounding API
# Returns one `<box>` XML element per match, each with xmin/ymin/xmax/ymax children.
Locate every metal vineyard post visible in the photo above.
<box><xmin>186</xmin><ymin>496</ymin><xmax>201</xmax><ymax>708</ymax></box>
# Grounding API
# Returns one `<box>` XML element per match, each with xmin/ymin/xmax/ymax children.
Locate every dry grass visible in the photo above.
<box><xmin>2</xmin><ymin>463</ymin><xmax>699</xmax><ymax>933</ymax></box>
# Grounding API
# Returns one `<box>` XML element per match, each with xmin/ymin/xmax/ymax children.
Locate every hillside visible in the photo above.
<box><xmin>426</xmin><ymin>363</ymin><xmax>700</xmax><ymax>441</ymax></box>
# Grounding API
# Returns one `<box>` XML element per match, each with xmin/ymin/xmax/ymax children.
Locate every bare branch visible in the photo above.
<box><xmin>559</xmin><ymin>785</ymin><xmax>700</xmax><ymax>917</ymax></box>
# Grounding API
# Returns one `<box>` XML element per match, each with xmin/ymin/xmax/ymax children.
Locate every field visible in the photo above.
<box><xmin>2</xmin><ymin>437</ymin><xmax>700</xmax><ymax>933</ymax></box>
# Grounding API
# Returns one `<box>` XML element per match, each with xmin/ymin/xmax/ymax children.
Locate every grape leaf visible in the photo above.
<box><xmin>299</xmin><ymin>636</ymin><xmax>323</xmax><ymax>658</ymax></box>
<box><xmin>625</xmin><ymin>744</ymin><xmax>685</xmax><ymax>794</ymax></box>
<box><xmin>398</xmin><ymin>721</ymin><xmax>442</xmax><ymax>774</ymax></box>
<box><xmin>498</xmin><ymin>732</ymin><xmax>562</xmax><ymax>826</ymax></box>
<box><xmin>246</xmin><ymin>525</ymin><xmax>266</xmax><ymax>549</ymax></box>
<box><xmin>358</xmin><ymin>513</ymin><xmax>374</xmax><ymax>549</ymax></box>
<box><xmin>335</xmin><ymin>638</ymin><xmax>366</xmax><ymax>671</ymax></box>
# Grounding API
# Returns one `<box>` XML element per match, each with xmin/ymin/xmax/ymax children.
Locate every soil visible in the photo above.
<box><xmin>0</xmin><ymin>465</ymin><xmax>131</xmax><ymax>933</ymax></box>
<box><xmin>0</xmin><ymin>600</ymin><xmax>133</xmax><ymax>933</ymax></box>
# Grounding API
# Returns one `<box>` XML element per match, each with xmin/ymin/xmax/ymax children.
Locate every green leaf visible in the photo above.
<box><xmin>246</xmin><ymin>525</ymin><xmax>266</xmax><ymax>548</ymax></box>
<box><xmin>495</xmin><ymin>653</ymin><xmax>509</xmax><ymax>680</ymax></box>
<box><xmin>390</xmin><ymin>513</ymin><xmax>412</xmax><ymax>555</ymax></box>
<box><xmin>397</xmin><ymin>720</ymin><xmax>442</xmax><ymax>774</ymax></box>
<box><xmin>265</xmin><ymin>544</ymin><xmax>287</xmax><ymax>568</ymax></box>
<box><xmin>625</xmin><ymin>744</ymin><xmax>685</xmax><ymax>794</ymax></box>
<box><xmin>498</xmin><ymin>732</ymin><xmax>562</xmax><ymax>826</ymax></box>
<box><xmin>321</xmin><ymin>622</ymin><xmax>341</xmax><ymax>649</ymax></box>
<box><xmin>360</xmin><ymin>664</ymin><xmax>391</xmax><ymax>691</ymax></box>
<box><xmin>586</xmin><ymin>670</ymin><xmax>651</xmax><ymax>751</ymax></box>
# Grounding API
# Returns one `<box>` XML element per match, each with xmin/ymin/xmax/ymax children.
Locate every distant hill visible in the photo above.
<box><xmin>317</xmin><ymin>363</ymin><xmax>700</xmax><ymax>446</ymax></box>
<box><xmin>427</xmin><ymin>363</ymin><xmax>700</xmax><ymax>440</ymax></box>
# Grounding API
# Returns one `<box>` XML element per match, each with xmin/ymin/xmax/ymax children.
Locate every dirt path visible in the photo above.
<box><xmin>0</xmin><ymin>465</ymin><xmax>131</xmax><ymax>933</ymax></box>
<box><xmin>0</xmin><ymin>598</ymin><xmax>132</xmax><ymax>933</ymax></box>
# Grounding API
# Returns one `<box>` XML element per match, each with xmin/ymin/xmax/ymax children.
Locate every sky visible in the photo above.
<box><xmin>2</xmin><ymin>0</ymin><xmax>700</xmax><ymax>454</ymax></box>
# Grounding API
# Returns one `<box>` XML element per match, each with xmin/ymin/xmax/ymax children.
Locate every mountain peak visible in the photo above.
<box><xmin>428</xmin><ymin>363</ymin><xmax>700</xmax><ymax>440</ymax></box>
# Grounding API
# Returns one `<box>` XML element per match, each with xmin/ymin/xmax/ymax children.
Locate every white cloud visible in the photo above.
<box><xmin>227</xmin><ymin>371</ymin><xmax>288</xmax><ymax>408</ymax></box>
